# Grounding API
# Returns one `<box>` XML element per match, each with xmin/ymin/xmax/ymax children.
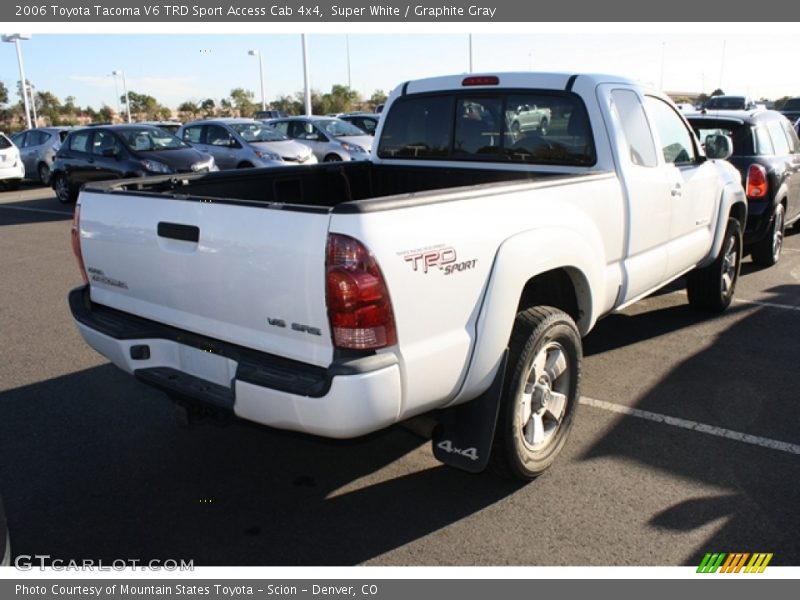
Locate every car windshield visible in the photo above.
<box><xmin>313</xmin><ymin>119</ymin><xmax>365</xmax><ymax>137</ymax></box>
<box><xmin>119</xmin><ymin>128</ymin><xmax>189</xmax><ymax>151</ymax></box>
<box><xmin>230</xmin><ymin>123</ymin><xmax>288</xmax><ymax>142</ymax></box>
<box><xmin>782</xmin><ymin>98</ymin><xmax>800</xmax><ymax>111</ymax></box>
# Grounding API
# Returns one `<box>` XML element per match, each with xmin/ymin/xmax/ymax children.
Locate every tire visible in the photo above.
<box><xmin>539</xmin><ymin>118</ymin><xmax>549</xmax><ymax>136</ymax></box>
<box><xmin>324</xmin><ymin>154</ymin><xmax>343</xmax><ymax>162</ymax></box>
<box><xmin>2</xmin><ymin>179</ymin><xmax>20</xmax><ymax>191</ymax></box>
<box><xmin>54</xmin><ymin>174</ymin><xmax>76</xmax><ymax>204</ymax></box>
<box><xmin>37</xmin><ymin>163</ymin><xmax>51</xmax><ymax>186</ymax></box>
<box><xmin>490</xmin><ymin>306</ymin><xmax>582</xmax><ymax>481</ymax></box>
<box><xmin>750</xmin><ymin>203</ymin><xmax>785</xmax><ymax>267</ymax></box>
<box><xmin>236</xmin><ymin>162</ymin><xmax>254</xmax><ymax>169</ymax></box>
<box><xmin>687</xmin><ymin>217</ymin><xmax>742</xmax><ymax>312</ymax></box>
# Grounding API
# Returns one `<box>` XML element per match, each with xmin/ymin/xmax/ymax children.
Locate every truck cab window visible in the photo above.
<box><xmin>610</xmin><ymin>89</ymin><xmax>658</xmax><ymax>167</ymax></box>
<box><xmin>644</xmin><ymin>96</ymin><xmax>697</xmax><ymax>165</ymax></box>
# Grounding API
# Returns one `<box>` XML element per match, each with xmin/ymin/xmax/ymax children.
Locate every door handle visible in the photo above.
<box><xmin>158</xmin><ymin>222</ymin><xmax>199</xmax><ymax>243</ymax></box>
<box><xmin>671</xmin><ymin>184</ymin><xmax>682</xmax><ymax>197</ymax></box>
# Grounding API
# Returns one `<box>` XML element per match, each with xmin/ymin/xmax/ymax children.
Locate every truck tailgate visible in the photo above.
<box><xmin>77</xmin><ymin>191</ymin><xmax>334</xmax><ymax>367</ymax></box>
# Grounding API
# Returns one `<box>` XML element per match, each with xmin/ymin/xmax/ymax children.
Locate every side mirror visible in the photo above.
<box><xmin>704</xmin><ymin>134</ymin><xmax>733</xmax><ymax>160</ymax></box>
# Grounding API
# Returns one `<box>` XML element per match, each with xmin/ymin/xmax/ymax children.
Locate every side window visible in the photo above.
<box><xmin>270</xmin><ymin>121</ymin><xmax>290</xmax><ymax>136</ymax></box>
<box><xmin>644</xmin><ymin>96</ymin><xmax>697</xmax><ymax>165</ymax></box>
<box><xmin>781</xmin><ymin>120</ymin><xmax>800</xmax><ymax>154</ymax></box>
<box><xmin>10</xmin><ymin>132</ymin><xmax>27</xmax><ymax>147</ymax></box>
<box><xmin>358</xmin><ymin>118</ymin><xmax>376</xmax><ymax>134</ymax></box>
<box><xmin>206</xmin><ymin>125</ymin><xmax>232</xmax><ymax>146</ymax></box>
<box><xmin>766</xmin><ymin>120</ymin><xmax>790</xmax><ymax>156</ymax></box>
<box><xmin>753</xmin><ymin>126</ymin><xmax>773</xmax><ymax>155</ymax></box>
<box><xmin>610</xmin><ymin>89</ymin><xmax>658</xmax><ymax>167</ymax></box>
<box><xmin>29</xmin><ymin>131</ymin><xmax>49</xmax><ymax>146</ymax></box>
<box><xmin>91</xmin><ymin>130</ymin><xmax>121</xmax><ymax>156</ymax></box>
<box><xmin>69</xmin><ymin>131</ymin><xmax>91</xmax><ymax>153</ymax></box>
<box><xmin>182</xmin><ymin>125</ymin><xmax>203</xmax><ymax>144</ymax></box>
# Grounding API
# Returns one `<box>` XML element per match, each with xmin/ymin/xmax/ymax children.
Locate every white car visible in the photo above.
<box><xmin>0</xmin><ymin>132</ymin><xmax>25</xmax><ymax>190</ymax></box>
<box><xmin>0</xmin><ymin>494</ymin><xmax>9</xmax><ymax>567</ymax></box>
<box><xmin>267</xmin><ymin>116</ymin><xmax>372</xmax><ymax>162</ymax></box>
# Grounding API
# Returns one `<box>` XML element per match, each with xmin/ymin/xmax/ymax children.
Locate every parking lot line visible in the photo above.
<box><xmin>579</xmin><ymin>396</ymin><xmax>800</xmax><ymax>456</ymax></box>
<box><xmin>0</xmin><ymin>205</ymin><xmax>73</xmax><ymax>216</ymax></box>
<box><xmin>733</xmin><ymin>298</ymin><xmax>800</xmax><ymax>311</ymax></box>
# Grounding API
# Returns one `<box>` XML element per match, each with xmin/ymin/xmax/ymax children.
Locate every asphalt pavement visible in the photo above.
<box><xmin>1</xmin><ymin>183</ymin><xmax>798</xmax><ymax>566</ymax></box>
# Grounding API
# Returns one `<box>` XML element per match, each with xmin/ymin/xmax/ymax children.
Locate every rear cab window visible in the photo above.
<box><xmin>377</xmin><ymin>90</ymin><xmax>596</xmax><ymax>166</ymax></box>
<box><xmin>68</xmin><ymin>131</ymin><xmax>91</xmax><ymax>153</ymax></box>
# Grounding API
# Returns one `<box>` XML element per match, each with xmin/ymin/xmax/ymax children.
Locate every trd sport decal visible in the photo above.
<box><xmin>400</xmin><ymin>245</ymin><xmax>477</xmax><ymax>276</ymax></box>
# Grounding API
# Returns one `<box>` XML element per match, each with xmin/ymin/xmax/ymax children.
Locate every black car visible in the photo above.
<box><xmin>779</xmin><ymin>97</ymin><xmax>800</xmax><ymax>123</ymax></box>
<box><xmin>688</xmin><ymin>110</ymin><xmax>800</xmax><ymax>266</ymax></box>
<box><xmin>51</xmin><ymin>124</ymin><xmax>217</xmax><ymax>204</ymax></box>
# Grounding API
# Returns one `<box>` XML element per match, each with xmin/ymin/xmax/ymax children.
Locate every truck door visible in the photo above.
<box><xmin>642</xmin><ymin>96</ymin><xmax>719</xmax><ymax>276</ymax></box>
<box><xmin>598</xmin><ymin>85</ymin><xmax>672</xmax><ymax>303</ymax></box>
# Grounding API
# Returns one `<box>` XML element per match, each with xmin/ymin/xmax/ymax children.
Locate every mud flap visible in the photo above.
<box><xmin>432</xmin><ymin>350</ymin><xmax>508</xmax><ymax>473</ymax></box>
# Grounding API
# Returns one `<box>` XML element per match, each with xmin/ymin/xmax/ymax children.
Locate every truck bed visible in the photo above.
<box><xmin>84</xmin><ymin>162</ymin><xmax>578</xmax><ymax>213</ymax></box>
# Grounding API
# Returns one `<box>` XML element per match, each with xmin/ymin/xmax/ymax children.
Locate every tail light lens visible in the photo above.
<box><xmin>71</xmin><ymin>204</ymin><xmax>88</xmax><ymax>285</ymax></box>
<box><xmin>326</xmin><ymin>234</ymin><xmax>397</xmax><ymax>350</ymax></box>
<box><xmin>746</xmin><ymin>164</ymin><xmax>768</xmax><ymax>198</ymax></box>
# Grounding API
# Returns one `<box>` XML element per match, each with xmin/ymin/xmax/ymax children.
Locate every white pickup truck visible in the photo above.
<box><xmin>69</xmin><ymin>72</ymin><xmax>746</xmax><ymax>481</ymax></box>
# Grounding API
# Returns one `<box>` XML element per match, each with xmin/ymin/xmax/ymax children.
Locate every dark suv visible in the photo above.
<box><xmin>688</xmin><ymin>110</ymin><xmax>800</xmax><ymax>266</ymax></box>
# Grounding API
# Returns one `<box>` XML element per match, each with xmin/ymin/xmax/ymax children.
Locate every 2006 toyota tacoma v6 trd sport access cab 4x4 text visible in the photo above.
<box><xmin>68</xmin><ymin>72</ymin><xmax>747</xmax><ymax>481</ymax></box>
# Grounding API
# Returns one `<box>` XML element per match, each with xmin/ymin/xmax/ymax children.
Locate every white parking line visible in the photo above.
<box><xmin>733</xmin><ymin>298</ymin><xmax>800</xmax><ymax>311</ymax></box>
<box><xmin>0</xmin><ymin>204</ymin><xmax>72</xmax><ymax>216</ymax></box>
<box><xmin>579</xmin><ymin>396</ymin><xmax>800</xmax><ymax>456</ymax></box>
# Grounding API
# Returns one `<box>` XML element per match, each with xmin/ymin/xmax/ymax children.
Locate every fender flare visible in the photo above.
<box><xmin>449</xmin><ymin>225</ymin><xmax>605</xmax><ymax>406</ymax></box>
<box><xmin>698</xmin><ymin>181</ymin><xmax>747</xmax><ymax>268</ymax></box>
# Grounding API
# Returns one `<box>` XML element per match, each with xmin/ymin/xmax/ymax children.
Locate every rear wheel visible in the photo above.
<box><xmin>751</xmin><ymin>203</ymin><xmax>785</xmax><ymax>267</ymax></box>
<box><xmin>490</xmin><ymin>306</ymin><xmax>582</xmax><ymax>481</ymax></box>
<box><xmin>539</xmin><ymin>118</ymin><xmax>549</xmax><ymax>136</ymax></box>
<box><xmin>687</xmin><ymin>217</ymin><xmax>742</xmax><ymax>311</ymax></box>
<box><xmin>54</xmin><ymin>175</ymin><xmax>76</xmax><ymax>204</ymax></box>
<box><xmin>37</xmin><ymin>163</ymin><xmax>51</xmax><ymax>186</ymax></box>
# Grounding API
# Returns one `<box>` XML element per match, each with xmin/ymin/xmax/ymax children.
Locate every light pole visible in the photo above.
<box><xmin>301</xmin><ymin>34</ymin><xmax>311</xmax><ymax>116</ymax></box>
<box><xmin>248</xmin><ymin>49</ymin><xmax>266</xmax><ymax>111</ymax></box>
<box><xmin>27</xmin><ymin>82</ymin><xmax>37</xmax><ymax>126</ymax></box>
<box><xmin>346</xmin><ymin>35</ymin><xmax>351</xmax><ymax>90</ymax></box>
<box><xmin>2</xmin><ymin>33</ymin><xmax>32</xmax><ymax>129</ymax></box>
<box><xmin>468</xmin><ymin>34</ymin><xmax>473</xmax><ymax>73</ymax></box>
<box><xmin>108</xmin><ymin>73</ymin><xmax>121</xmax><ymax>121</ymax></box>
<box><xmin>112</xmin><ymin>70</ymin><xmax>131</xmax><ymax>123</ymax></box>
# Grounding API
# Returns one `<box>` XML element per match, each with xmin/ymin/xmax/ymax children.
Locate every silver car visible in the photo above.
<box><xmin>177</xmin><ymin>118</ymin><xmax>316</xmax><ymax>170</ymax></box>
<box><xmin>266</xmin><ymin>116</ymin><xmax>372</xmax><ymax>162</ymax></box>
<box><xmin>10</xmin><ymin>127</ymin><xmax>73</xmax><ymax>185</ymax></box>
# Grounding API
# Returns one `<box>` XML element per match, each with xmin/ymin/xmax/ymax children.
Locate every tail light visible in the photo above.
<box><xmin>71</xmin><ymin>204</ymin><xmax>88</xmax><ymax>284</ymax></box>
<box><xmin>462</xmin><ymin>76</ymin><xmax>499</xmax><ymax>86</ymax></box>
<box><xmin>746</xmin><ymin>164</ymin><xmax>768</xmax><ymax>198</ymax></box>
<box><xmin>326</xmin><ymin>234</ymin><xmax>397</xmax><ymax>350</ymax></box>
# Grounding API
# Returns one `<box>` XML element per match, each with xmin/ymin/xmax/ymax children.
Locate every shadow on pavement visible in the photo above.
<box><xmin>0</xmin><ymin>364</ymin><xmax>522</xmax><ymax>565</ymax></box>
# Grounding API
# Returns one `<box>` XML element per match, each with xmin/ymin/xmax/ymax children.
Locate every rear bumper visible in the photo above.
<box><xmin>69</xmin><ymin>286</ymin><xmax>402</xmax><ymax>438</ymax></box>
<box><xmin>744</xmin><ymin>199</ymin><xmax>775</xmax><ymax>246</ymax></box>
<box><xmin>0</xmin><ymin>162</ymin><xmax>24</xmax><ymax>181</ymax></box>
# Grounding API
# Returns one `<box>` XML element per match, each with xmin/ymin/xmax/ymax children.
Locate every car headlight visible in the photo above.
<box><xmin>140</xmin><ymin>159</ymin><xmax>173</xmax><ymax>174</ymax></box>
<box><xmin>340</xmin><ymin>142</ymin><xmax>367</xmax><ymax>154</ymax></box>
<box><xmin>254</xmin><ymin>149</ymin><xmax>281</xmax><ymax>161</ymax></box>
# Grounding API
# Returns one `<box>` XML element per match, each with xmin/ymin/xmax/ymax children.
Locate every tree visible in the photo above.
<box><xmin>368</xmin><ymin>90</ymin><xmax>387</xmax><ymax>110</ymax></box>
<box><xmin>97</xmin><ymin>105</ymin><xmax>115</xmax><ymax>123</ymax></box>
<box><xmin>710</xmin><ymin>88</ymin><xmax>725</xmax><ymax>97</ymax></box>
<box><xmin>200</xmin><ymin>98</ymin><xmax>216</xmax><ymax>117</ymax></box>
<box><xmin>0</xmin><ymin>81</ymin><xmax>8</xmax><ymax>106</ymax></box>
<box><xmin>227</xmin><ymin>88</ymin><xmax>256</xmax><ymax>117</ymax></box>
<box><xmin>177</xmin><ymin>100</ymin><xmax>199</xmax><ymax>121</ymax></box>
<box><xmin>272</xmin><ymin>94</ymin><xmax>302</xmax><ymax>115</ymax></box>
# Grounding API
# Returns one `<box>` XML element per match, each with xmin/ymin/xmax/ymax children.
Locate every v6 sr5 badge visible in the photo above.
<box><xmin>401</xmin><ymin>245</ymin><xmax>477</xmax><ymax>276</ymax></box>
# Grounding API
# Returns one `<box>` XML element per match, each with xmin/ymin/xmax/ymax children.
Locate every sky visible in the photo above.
<box><xmin>2</xmin><ymin>25</ymin><xmax>800</xmax><ymax>112</ymax></box>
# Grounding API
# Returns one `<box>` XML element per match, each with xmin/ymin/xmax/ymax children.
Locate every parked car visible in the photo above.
<box><xmin>702</xmin><ymin>95</ymin><xmax>757</xmax><ymax>111</ymax></box>
<box><xmin>266</xmin><ymin>116</ymin><xmax>372</xmax><ymax>162</ymax></box>
<box><xmin>507</xmin><ymin>102</ymin><xmax>552</xmax><ymax>135</ymax></box>
<box><xmin>51</xmin><ymin>124</ymin><xmax>217</xmax><ymax>204</ymax></box>
<box><xmin>10</xmin><ymin>126</ymin><xmax>73</xmax><ymax>185</ymax></box>
<box><xmin>687</xmin><ymin>110</ymin><xmax>800</xmax><ymax>266</ymax></box>
<box><xmin>138</xmin><ymin>121</ymin><xmax>182</xmax><ymax>135</ymax></box>
<box><xmin>779</xmin><ymin>97</ymin><xmax>800</xmax><ymax>122</ymax></box>
<box><xmin>255</xmin><ymin>109</ymin><xmax>288</xmax><ymax>120</ymax></box>
<box><xmin>1</xmin><ymin>493</ymin><xmax>9</xmax><ymax>567</ymax></box>
<box><xmin>0</xmin><ymin>132</ymin><xmax>24</xmax><ymax>190</ymax></box>
<box><xmin>337</xmin><ymin>112</ymin><xmax>380</xmax><ymax>136</ymax></box>
<box><xmin>177</xmin><ymin>118</ymin><xmax>316</xmax><ymax>170</ymax></box>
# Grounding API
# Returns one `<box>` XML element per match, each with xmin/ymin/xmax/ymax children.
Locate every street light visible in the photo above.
<box><xmin>112</xmin><ymin>70</ymin><xmax>131</xmax><ymax>123</ymax></box>
<box><xmin>248</xmin><ymin>49</ymin><xmax>266</xmax><ymax>111</ymax></box>
<box><xmin>301</xmin><ymin>34</ymin><xmax>311</xmax><ymax>116</ymax></box>
<box><xmin>27</xmin><ymin>82</ymin><xmax>37</xmax><ymax>127</ymax></box>
<box><xmin>2</xmin><ymin>33</ymin><xmax>33</xmax><ymax>129</ymax></box>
